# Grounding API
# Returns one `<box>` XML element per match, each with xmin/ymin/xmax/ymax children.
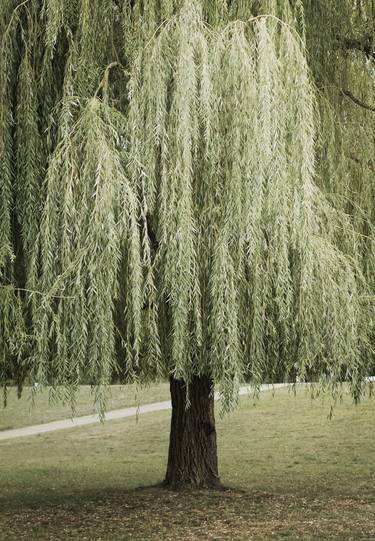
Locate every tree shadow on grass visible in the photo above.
<box><xmin>1</xmin><ymin>484</ymin><xmax>374</xmax><ymax>541</ymax></box>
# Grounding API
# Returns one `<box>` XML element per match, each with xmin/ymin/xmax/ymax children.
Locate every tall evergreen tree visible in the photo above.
<box><xmin>1</xmin><ymin>0</ymin><xmax>374</xmax><ymax>488</ymax></box>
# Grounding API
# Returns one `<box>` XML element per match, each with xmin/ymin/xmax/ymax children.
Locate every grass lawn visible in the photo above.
<box><xmin>0</xmin><ymin>387</ymin><xmax>374</xmax><ymax>540</ymax></box>
<box><xmin>0</xmin><ymin>383</ymin><xmax>170</xmax><ymax>430</ymax></box>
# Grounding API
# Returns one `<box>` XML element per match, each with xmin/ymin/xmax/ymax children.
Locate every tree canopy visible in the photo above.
<box><xmin>1</xmin><ymin>0</ymin><xmax>374</xmax><ymax>412</ymax></box>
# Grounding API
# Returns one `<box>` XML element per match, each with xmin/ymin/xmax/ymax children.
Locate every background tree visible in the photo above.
<box><xmin>0</xmin><ymin>0</ymin><xmax>373</xmax><ymax>488</ymax></box>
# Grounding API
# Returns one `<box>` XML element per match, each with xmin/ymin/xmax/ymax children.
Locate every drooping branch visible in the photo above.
<box><xmin>341</xmin><ymin>88</ymin><xmax>375</xmax><ymax>112</ymax></box>
<box><xmin>94</xmin><ymin>61</ymin><xmax>120</xmax><ymax>101</ymax></box>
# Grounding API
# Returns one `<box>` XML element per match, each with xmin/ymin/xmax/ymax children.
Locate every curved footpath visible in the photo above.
<box><xmin>0</xmin><ymin>383</ymin><xmax>288</xmax><ymax>441</ymax></box>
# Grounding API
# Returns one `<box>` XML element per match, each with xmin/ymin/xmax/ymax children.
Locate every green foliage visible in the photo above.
<box><xmin>0</xmin><ymin>0</ymin><xmax>373</xmax><ymax>411</ymax></box>
<box><xmin>304</xmin><ymin>0</ymin><xmax>375</xmax><ymax>375</ymax></box>
<box><xmin>0</xmin><ymin>0</ymin><xmax>19</xmax><ymax>271</ymax></box>
<box><xmin>0</xmin><ymin>285</ymin><xmax>28</xmax><ymax>401</ymax></box>
<box><xmin>33</xmin><ymin>97</ymin><xmax>144</xmax><ymax>410</ymax></box>
<box><xmin>16</xmin><ymin>49</ymin><xmax>42</xmax><ymax>291</ymax></box>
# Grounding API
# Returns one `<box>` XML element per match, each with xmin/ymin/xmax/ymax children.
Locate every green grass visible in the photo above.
<box><xmin>0</xmin><ymin>383</ymin><xmax>170</xmax><ymax>430</ymax></box>
<box><xmin>0</xmin><ymin>387</ymin><xmax>374</xmax><ymax>540</ymax></box>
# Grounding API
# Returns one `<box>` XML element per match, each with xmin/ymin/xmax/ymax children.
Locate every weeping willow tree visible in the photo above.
<box><xmin>0</xmin><ymin>0</ymin><xmax>374</xmax><ymax>488</ymax></box>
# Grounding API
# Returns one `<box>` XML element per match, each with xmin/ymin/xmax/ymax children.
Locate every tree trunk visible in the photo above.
<box><xmin>163</xmin><ymin>374</ymin><xmax>220</xmax><ymax>489</ymax></box>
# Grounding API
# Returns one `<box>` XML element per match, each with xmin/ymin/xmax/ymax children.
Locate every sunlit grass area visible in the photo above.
<box><xmin>1</xmin><ymin>387</ymin><xmax>374</xmax><ymax>540</ymax></box>
<box><xmin>0</xmin><ymin>383</ymin><xmax>170</xmax><ymax>430</ymax></box>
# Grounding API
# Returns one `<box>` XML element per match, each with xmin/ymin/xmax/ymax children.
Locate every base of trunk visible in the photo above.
<box><xmin>163</xmin><ymin>375</ymin><xmax>220</xmax><ymax>490</ymax></box>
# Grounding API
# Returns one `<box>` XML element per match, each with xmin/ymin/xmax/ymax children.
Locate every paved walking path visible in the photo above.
<box><xmin>0</xmin><ymin>383</ymin><xmax>287</xmax><ymax>441</ymax></box>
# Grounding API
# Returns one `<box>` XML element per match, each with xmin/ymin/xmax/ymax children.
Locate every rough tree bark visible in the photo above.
<box><xmin>163</xmin><ymin>375</ymin><xmax>221</xmax><ymax>489</ymax></box>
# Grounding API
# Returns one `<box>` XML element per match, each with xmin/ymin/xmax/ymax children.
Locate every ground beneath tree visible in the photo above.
<box><xmin>1</xmin><ymin>487</ymin><xmax>374</xmax><ymax>540</ymax></box>
<box><xmin>1</xmin><ymin>388</ymin><xmax>374</xmax><ymax>540</ymax></box>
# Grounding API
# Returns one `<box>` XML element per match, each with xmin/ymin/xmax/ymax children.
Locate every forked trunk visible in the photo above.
<box><xmin>164</xmin><ymin>375</ymin><xmax>220</xmax><ymax>489</ymax></box>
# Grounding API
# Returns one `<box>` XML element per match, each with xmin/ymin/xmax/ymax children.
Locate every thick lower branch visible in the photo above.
<box><xmin>341</xmin><ymin>88</ymin><xmax>375</xmax><ymax>113</ymax></box>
